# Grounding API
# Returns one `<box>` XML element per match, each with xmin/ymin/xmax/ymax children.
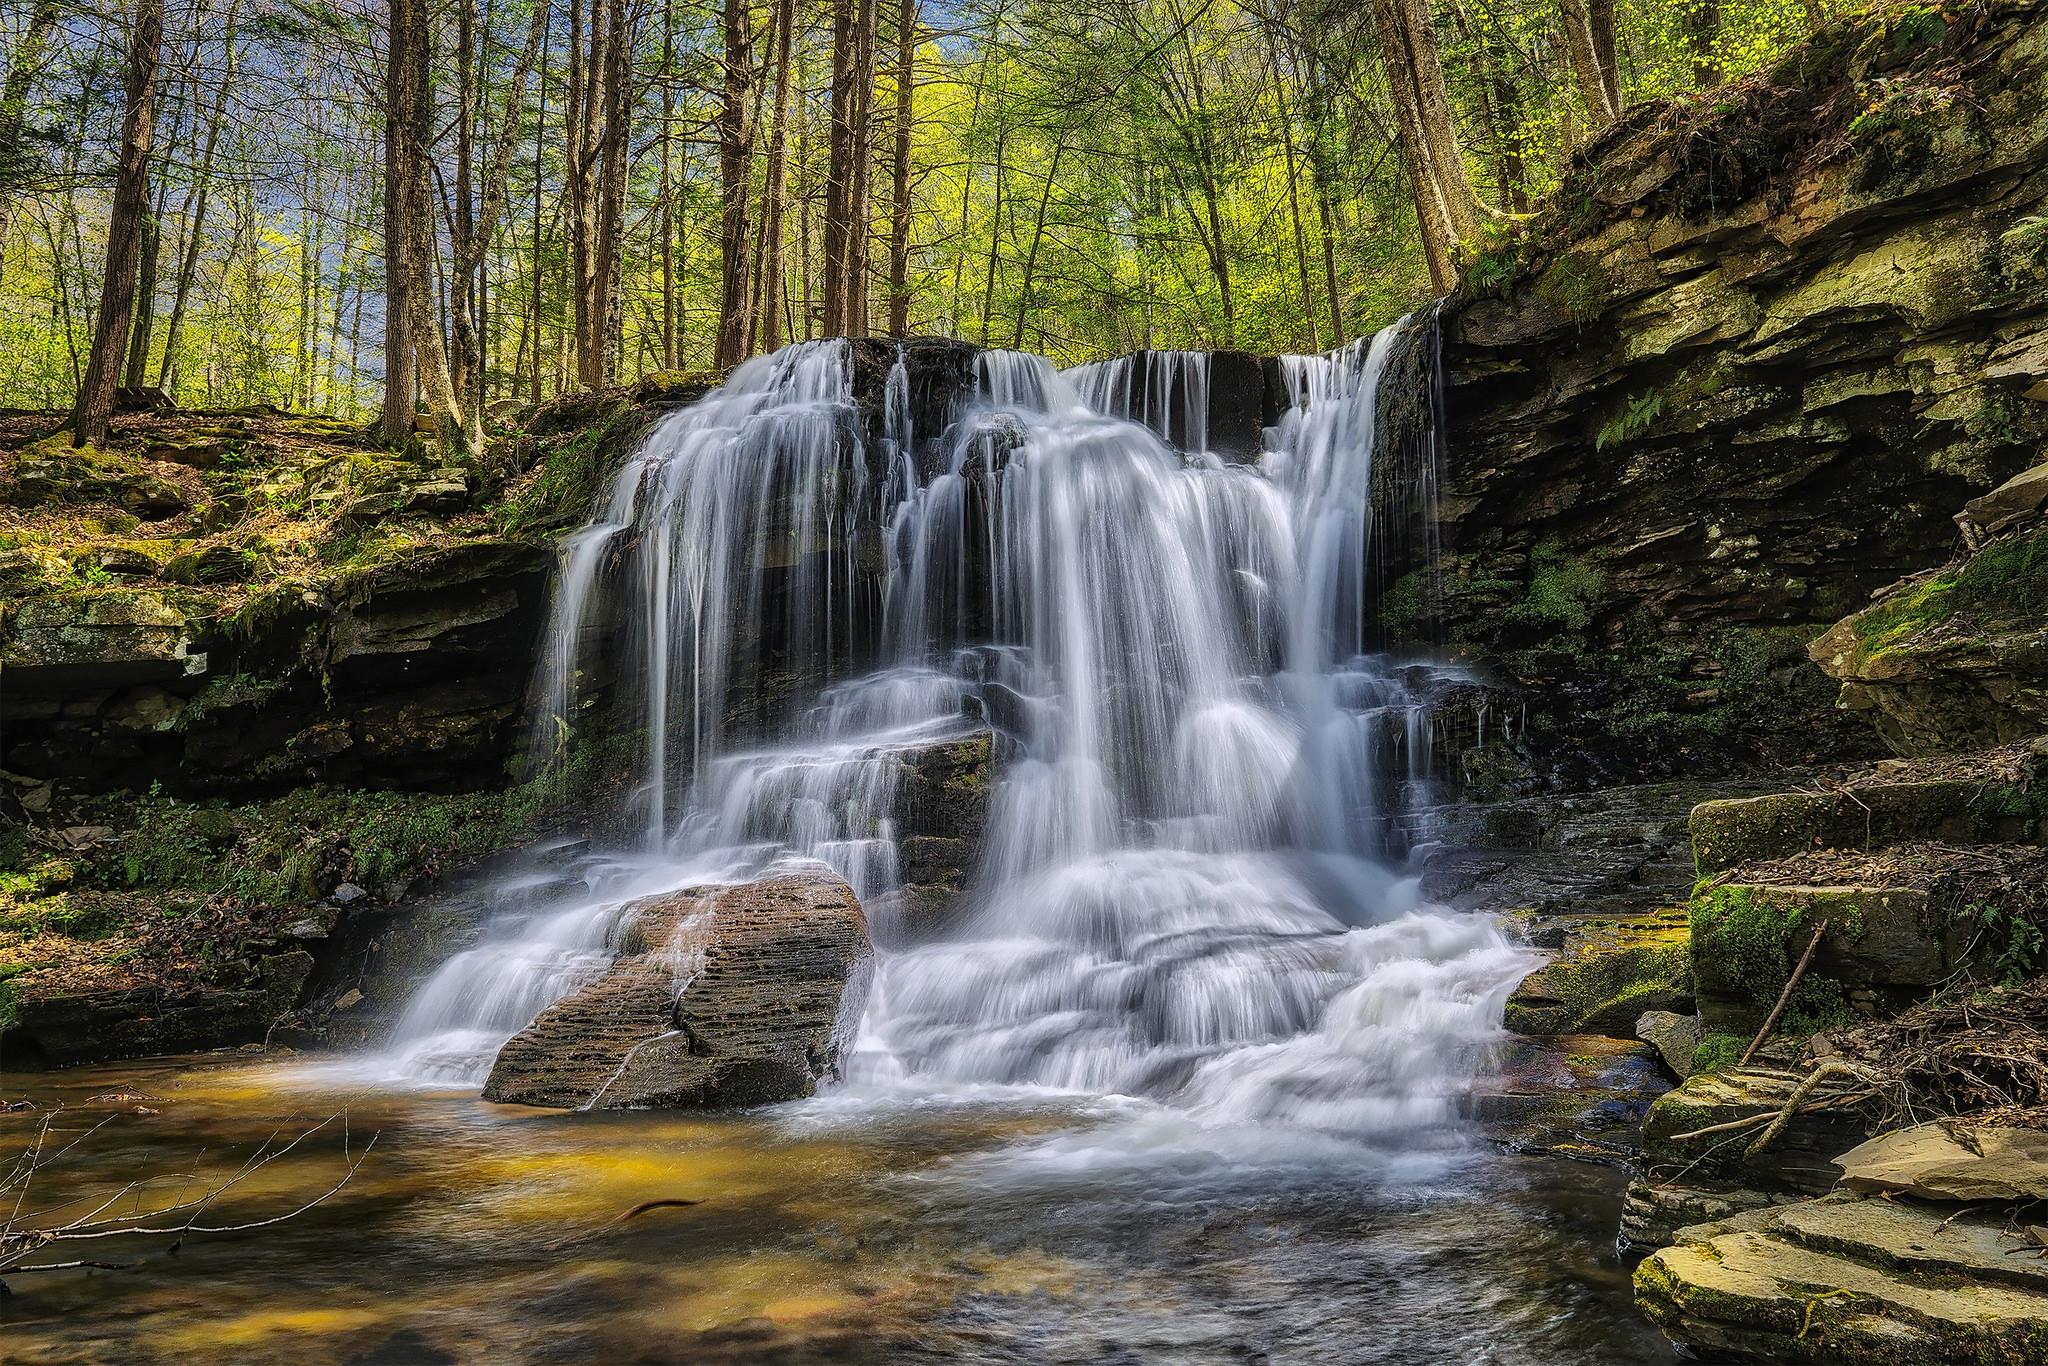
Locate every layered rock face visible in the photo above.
<box><xmin>1811</xmin><ymin>482</ymin><xmax>2048</xmax><ymax>754</ymax></box>
<box><xmin>1413</xmin><ymin>0</ymin><xmax>2048</xmax><ymax>785</ymax></box>
<box><xmin>482</xmin><ymin>868</ymin><xmax>871</xmax><ymax>1109</ymax></box>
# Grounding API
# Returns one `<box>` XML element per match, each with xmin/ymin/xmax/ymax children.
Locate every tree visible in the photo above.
<box><xmin>0</xmin><ymin>0</ymin><xmax>62</xmax><ymax>292</ymax></box>
<box><xmin>71</xmin><ymin>0</ymin><xmax>164</xmax><ymax>447</ymax></box>
<box><xmin>715</xmin><ymin>0</ymin><xmax>756</xmax><ymax>368</ymax></box>
<box><xmin>1373</xmin><ymin>0</ymin><xmax>1485</xmax><ymax>292</ymax></box>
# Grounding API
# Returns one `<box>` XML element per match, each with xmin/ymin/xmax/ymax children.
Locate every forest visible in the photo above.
<box><xmin>0</xmin><ymin>0</ymin><xmax>1817</xmax><ymax>437</ymax></box>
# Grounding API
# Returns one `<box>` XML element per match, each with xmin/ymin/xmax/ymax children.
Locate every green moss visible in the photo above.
<box><xmin>1851</xmin><ymin>526</ymin><xmax>2048</xmax><ymax>661</ymax></box>
<box><xmin>1690</xmin><ymin>1030</ymin><xmax>1748</xmax><ymax>1075</ymax></box>
<box><xmin>1507</xmin><ymin>542</ymin><xmax>1604</xmax><ymax>632</ymax></box>
<box><xmin>1690</xmin><ymin>885</ymin><xmax>1860</xmax><ymax>1036</ymax></box>
<box><xmin>491</xmin><ymin>398</ymin><xmax>644</xmax><ymax>535</ymax></box>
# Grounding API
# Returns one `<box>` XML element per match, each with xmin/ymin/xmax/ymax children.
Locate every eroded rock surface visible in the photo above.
<box><xmin>483</xmin><ymin>868</ymin><xmax>871</xmax><ymax>1109</ymax></box>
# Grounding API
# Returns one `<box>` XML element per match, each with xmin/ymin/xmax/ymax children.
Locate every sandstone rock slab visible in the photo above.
<box><xmin>483</xmin><ymin>867</ymin><xmax>871</xmax><ymax>1109</ymax></box>
<box><xmin>1838</xmin><ymin>1121</ymin><xmax>2048</xmax><ymax>1203</ymax></box>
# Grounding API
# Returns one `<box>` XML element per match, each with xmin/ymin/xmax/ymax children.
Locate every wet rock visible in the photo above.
<box><xmin>1838</xmin><ymin>1121</ymin><xmax>2048</xmax><ymax>1202</ymax></box>
<box><xmin>1475</xmin><ymin>1033</ymin><xmax>1670</xmax><ymax>1164</ymax></box>
<box><xmin>1620</xmin><ymin>1179</ymin><xmax>1787</xmax><ymax>1249</ymax></box>
<box><xmin>1634</xmin><ymin>1010</ymin><xmax>1701</xmax><ymax>1079</ymax></box>
<box><xmin>1505</xmin><ymin>907</ymin><xmax>1691</xmax><ymax>1036</ymax></box>
<box><xmin>483</xmin><ymin>868</ymin><xmax>871</xmax><ymax>1109</ymax></box>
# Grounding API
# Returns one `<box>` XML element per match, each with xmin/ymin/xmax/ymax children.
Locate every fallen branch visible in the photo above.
<box><xmin>1745</xmin><ymin>1060</ymin><xmax>1882</xmax><ymax>1157</ymax></box>
<box><xmin>1740</xmin><ymin>919</ymin><xmax>1830</xmax><ymax>1067</ymax></box>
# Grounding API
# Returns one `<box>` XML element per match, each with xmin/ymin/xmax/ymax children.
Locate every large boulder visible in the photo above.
<box><xmin>483</xmin><ymin>867</ymin><xmax>872</xmax><ymax>1109</ymax></box>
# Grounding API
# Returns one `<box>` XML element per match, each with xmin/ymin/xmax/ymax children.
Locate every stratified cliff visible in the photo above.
<box><xmin>1409</xmin><ymin>0</ymin><xmax>2048</xmax><ymax>788</ymax></box>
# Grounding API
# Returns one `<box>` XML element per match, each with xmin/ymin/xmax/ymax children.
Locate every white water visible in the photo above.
<box><xmin>382</xmin><ymin>330</ymin><xmax>1533</xmax><ymax>1152</ymax></box>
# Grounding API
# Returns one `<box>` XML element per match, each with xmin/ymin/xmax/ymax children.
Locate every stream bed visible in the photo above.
<box><xmin>1</xmin><ymin>1053</ymin><xmax>1672</xmax><ymax>1364</ymax></box>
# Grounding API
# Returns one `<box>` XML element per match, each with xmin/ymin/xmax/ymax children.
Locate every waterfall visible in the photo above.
<box><xmin>383</xmin><ymin>326</ymin><xmax>1528</xmax><ymax>1142</ymax></box>
<box><xmin>1064</xmin><ymin>349</ymin><xmax>1212</xmax><ymax>455</ymax></box>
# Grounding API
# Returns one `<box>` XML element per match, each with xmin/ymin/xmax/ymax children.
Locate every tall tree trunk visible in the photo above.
<box><xmin>844</xmin><ymin>0</ymin><xmax>875</xmax><ymax>334</ymax></box>
<box><xmin>822</xmin><ymin>0</ymin><xmax>853</xmax><ymax>334</ymax></box>
<box><xmin>886</xmin><ymin>0</ymin><xmax>916</xmax><ymax>337</ymax></box>
<box><xmin>1587</xmin><ymin>0</ymin><xmax>1622</xmax><ymax>113</ymax></box>
<box><xmin>658</xmin><ymin>0</ymin><xmax>677</xmax><ymax>367</ymax></box>
<box><xmin>1010</xmin><ymin>136</ymin><xmax>1063</xmax><ymax>350</ymax></box>
<box><xmin>1373</xmin><ymin>0</ymin><xmax>1482</xmax><ymax>291</ymax></box>
<box><xmin>157</xmin><ymin>0</ymin><xmax>238</xmax><ymax>394</ymax></box>
<box><xmin>379</xmin><ymin>0</ymin><xmax>419</xmax><ymax>441</ymax></box>
<box><xmin>72</xmin><ymin>0</ymin><xmax>164</xmax><ymax>447</ymax></box>
<box><xmin>1559</xmin><ymin>0</ymin><xmax>1618</xmax><ymax>125</ymax></box>
<box><xmin>715</xmin><ymin>0</ymin><xmax>756</xmax><ymax>368</ymax></box>
<box><xmin>1686</xmin><ymin>0</ymin><xmax>1722</xmax><ymax>86</ymax></box>
<box><xmin>0</xmin><ymin>0</ymin><xmax>60</xmax><ymax>292</ymax></box>
<box><xmin>122</xmin><ymin>207</ymin><xmax>161</xmax><ymax>389</ymax></box>
<box><xmin>754</xmin><ymin>0</ymin><xmax>796</xmax><ymax>350</ymax></box>
<box><xmin>392</xmin><ymin>0</ymin><xmax>465</xmax><ymax>451</ymax></box>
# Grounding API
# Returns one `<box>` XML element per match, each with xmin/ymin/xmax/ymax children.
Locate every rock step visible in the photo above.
<box><xmin>1636</xmin><ymin>1219</ymin><xmax>2048</xmax><ymax>1363</ymax></box>
<box><xmin>1690</xmin><ymin>739</ymin><xmax>2048</xmax><ymax>874</ymax></box>
<box><xmin>1690</xmin><ymin>843</ymin><xmax>2048</xmax><ymax>1033</ymax></box>
<box><xmin>1775</xmin><ymin>1194</ymin><xmax>2048</xmax><ymax>1295</ymax></box>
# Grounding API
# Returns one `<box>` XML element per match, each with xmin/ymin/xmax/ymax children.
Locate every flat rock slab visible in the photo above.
<box><xmin>1637</xmin><ymin>1194</ymin><xmax>2048</xmax><ymax>1362</ymax></box>
<box><xmin>483</xmin><ymin>867</ymin><xmax>870</xmax><ymax>1109</ymax></box>
<box><xmin>1839</xmin><ymin>1121</ymin><xmax>2048</xmax><ymax>1203</ymax></box>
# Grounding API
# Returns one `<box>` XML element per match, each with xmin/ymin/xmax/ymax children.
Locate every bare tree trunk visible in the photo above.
<box><xmin>658</xmin><ymin>0</ymin><xmax>676</xmax><ymax>367</ymax></box>
<box><xmin>0</xmin><ymin>0</ymin><xmax>60</xmax><ymax>292</ymax></box>
<box><xmin>1559</xmin><ymin>0</ymin><xmax>1617</xmax><ymax>125</ymax></box>
<box><xmin>1373</xmin><ymin>0</ymin><xmax>1482</xmax><ymax>291</ymax></box>
<box><xmin>379</xmin><ymin>0</ymin><xmax>419</xmax><ymax>441</ymax></box>
<box><xmin>886</xmin><ymin>0</ymin><xmax>915</xmax><ymax>337</ymax></box>
<box><xmin>1587</xmin><ymin>0</ymin><xmax>1622</xmax><ymax>113</ymax></box>
<box><xmin>72</xmin><ymin>0</ymin><xmax>163</xmax><ymax>447</ymax></box>
<box><xmin>754</xmin><ymin>0</ymin><xmax>796</xmax><ymax>351</ymax></box>
<box><xmin>157</xmin><ymin>0</ymin><xmax>238</xmax><ymax>394</ymax></box>
<box><xmin>388</xmin><ymin>0</ymin><xmax>466</xmax><ymax>451</ymax></box>
<box><xmin>715</xmin><ymin>0</ymin><xmax>756</xmax><ymax>368</ymax></box>
<box><xmin>845</xmin><ymin>0</ymin><xmax>875</xmax><ymax>334</ymax></box>
<box><xmin>122</xmin><ymin>207</ymin><xmax>161</xmax><ymax>389</ymax></box>
<box><xmin>822</xmin><ymin>0</ymin><xmax>854</xmax><ymax>335</ymax></box>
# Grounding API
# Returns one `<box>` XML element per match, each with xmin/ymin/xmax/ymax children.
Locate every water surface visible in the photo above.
<box><xmin>2</xmin><ymin>1055</ymin><xmax>1673</xmax><ymax>1365</ymax></box>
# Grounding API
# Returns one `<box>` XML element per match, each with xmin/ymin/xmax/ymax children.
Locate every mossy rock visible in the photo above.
<box><xmin>1506</xmin><ymin>911</ymin><xmax>1693</xmax><ymax>1036</ymax></box>
<box><xmin>1690</xmin><ymin>767</ymin><xmax>2048</xmax><ymax>874</ymax></box>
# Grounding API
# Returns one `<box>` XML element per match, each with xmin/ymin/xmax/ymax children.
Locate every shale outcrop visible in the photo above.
<box><xmin>1417</xmin><ymin>0</ymin><xmax>2048</xmax><ymax>786</ymax></box>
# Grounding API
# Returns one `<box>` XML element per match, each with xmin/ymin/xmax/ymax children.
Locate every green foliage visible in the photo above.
<box><xmin>1507</xmin><ymin>542</ymin><xmax>1605</xmax><ymax>632</ymax></box>
<box><xmin>1534</xmin><ymin>253</ymin><xmax>1610</xmax><ymax>325</ymax></box>
<box><xmin>1964</xmin><ymin>899</ymin><xmax>2048</xmax><ymax>986</ymax></box>
<box><xmin>1596</xmin><ymin>390</ymin><xmax>1665</xmax><ymax>451</ymax></box>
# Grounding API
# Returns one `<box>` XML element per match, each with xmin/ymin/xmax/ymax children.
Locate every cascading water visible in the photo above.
<box><xmin>384</xmin><ymin>328</ymin><xmax>1531</xmax><ymax>1149</ymax></box>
